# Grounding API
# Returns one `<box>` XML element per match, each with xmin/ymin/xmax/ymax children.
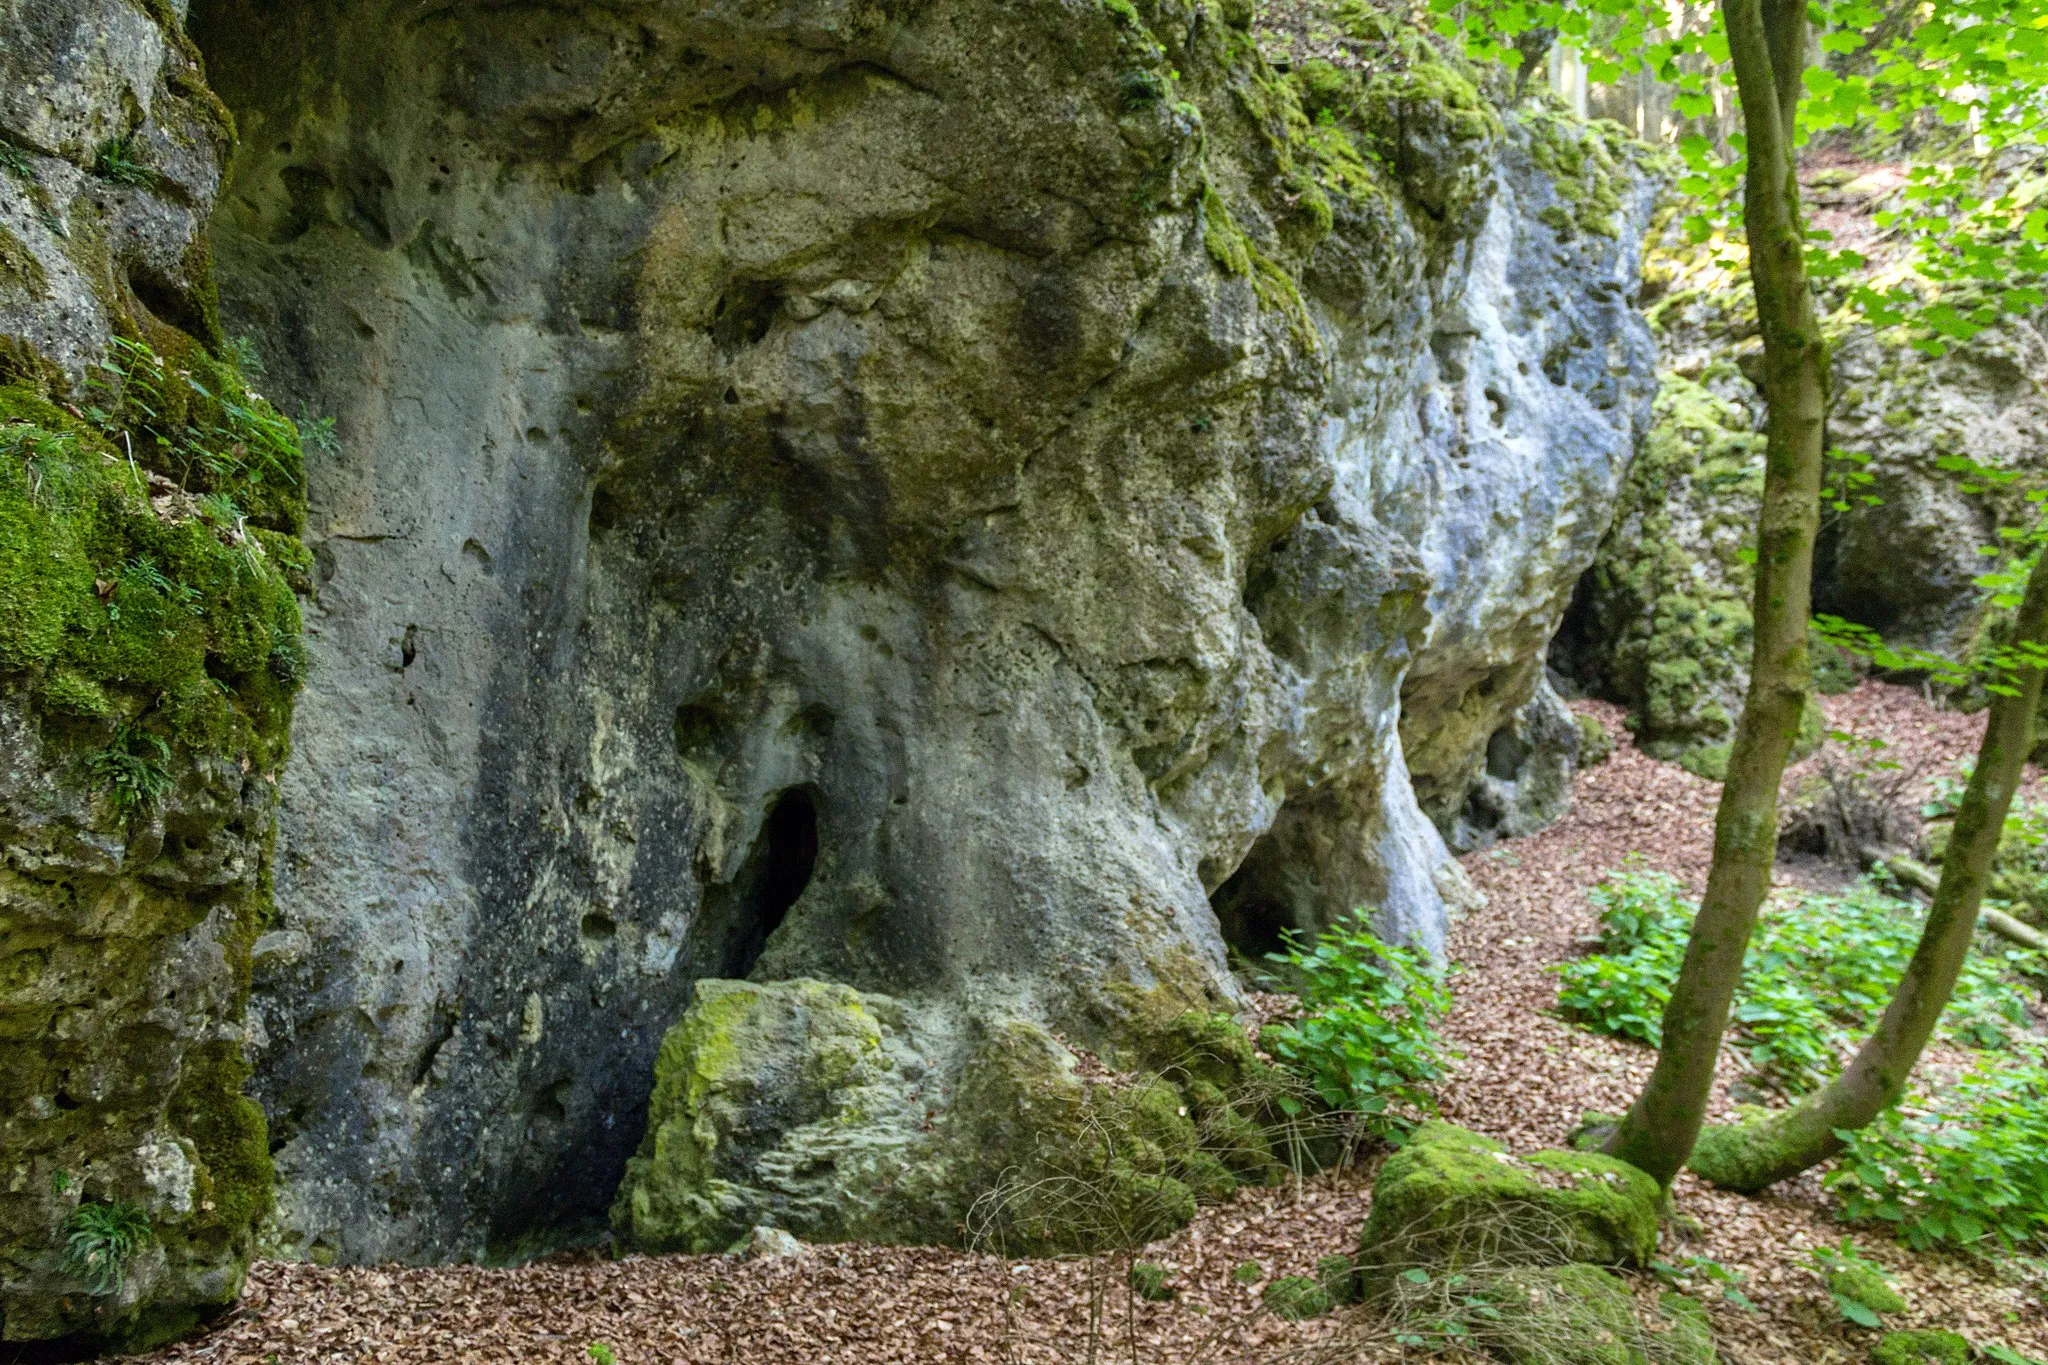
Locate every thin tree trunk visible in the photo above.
<box><xmin>1690</xmin><ymin>550</ymin><xmax>2048</xmax><ymax>1191</ymax></box>
<box><xmin>1604</xmin><ymin>0</ymin><xmax>1827</xmax><ymax>1187</ymax></box>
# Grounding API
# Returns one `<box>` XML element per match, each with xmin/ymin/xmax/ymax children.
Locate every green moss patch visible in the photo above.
<box><xmin>1871</xmin><ymin>1330</ymin><xmax>1970</xmax><ymax>1365</ymax></box>
<box><xmin>0</xmin><ymin>383</ymin><xmax>304</xmax><ymax>776</ymax></box>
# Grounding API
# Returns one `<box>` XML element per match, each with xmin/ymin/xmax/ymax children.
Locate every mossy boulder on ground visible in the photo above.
<box><xmin>1387</xmin><ymin>1266</ymin><xmax>1711</xmax><ymax>1365</ymax></box>
<box><xmin>1923</xmin><ymin>814</ymin><xmax>2048</xmax><ymax>927</ymax></box>
<box><xmin>1553</xmin><ymin>374</ymin><xmax>1762</xmax><ymax>765</ymax></box>
<box><xmin>1871</xmin><ymin>1330</ymin><xmax>1971</xmax><ymax>1365</ymax></box>
<box><xmin>1357</xmin><ymin>1122</ymin><xmax>1662</xmax><ymax>1280</ymax></box>
<box><xmin>612</xmin><ymin>979</ymin><xmax>1297</xmax><ymax>1256</ymax></box>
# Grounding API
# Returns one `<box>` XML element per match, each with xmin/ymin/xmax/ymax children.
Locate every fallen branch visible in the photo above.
<box><xmin>1878</xmin><ymin>855</ymin><xmax>2047</xmax><ymax>951</ymax></box>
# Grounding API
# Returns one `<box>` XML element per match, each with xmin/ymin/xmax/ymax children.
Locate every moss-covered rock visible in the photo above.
<box><xmin>1576</xmin><ymin>713</ymin><xmax>1615</xmax><ymax>767</ymax></box>
<box><xmin>1357</xmin><ymin>1122</ymin><xmax>1660</xmax><ymax>1280</ymax></box>
<box><xmin>612</xmin><ymin>980</ymin><xmax>1293</xmax><ymax>1256</ymax></box>
<box><xmin>1871</xmin><ymin>1329</ymin><xmax>1971</xmax><ymax>1365</ymax></box>
<box><xmin>0</xmin><ymin>10</ymin><xmax>309</xmax><ymax>1329</ymax></box>
<box><xmin>1557</xmin><ymin>374</ymin><xmax>1761</xmax><ymax>762</ymax></box>
<box><xmin>0</xmin><ymin>361</ymin><xmax>305</xmax><ymax>1347</ymax></box>
<box><xmin>1480</xmin><ymin>1265</ymin><xmax>1677</xmax><ymax>1365</ymax></box>
<box><xmin>1563</xmin><ymin>170</ymin><xmax>2048</xmax><ymax>755</ymax></box>
<box><xmin>1923</xmin><ymin>811</ymin><xmax>2048</xmax><ymax>927</ymax></box>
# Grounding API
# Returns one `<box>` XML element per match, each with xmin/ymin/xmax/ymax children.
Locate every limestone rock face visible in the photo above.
<box><xmin>183</xmin><ymin>1</ymin><xmax>1657</xmax><ymax>1263</ymax></box>
<box><xmin>1561</xmin><ymin>197</ymin><xmax>2048</xmax><ymax>760</ymax></box>
<box><xmin>0</xmin><ymin>0</ymin><xmax>1661</xmax><ymax>1299</ymax></box>
<box><xmin>1364</xmin><ymin>112</ymin><xmax>1657</xmax><ymax>848</ymax></box>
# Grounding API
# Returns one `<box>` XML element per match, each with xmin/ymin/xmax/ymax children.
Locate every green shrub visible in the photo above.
<box><xmin>1828</xmin><ymin>1048</ymin><xmax>2048</xmax><ymax>1253</ymax></box>
<box><xmin>1555</xmin><ymin>873</ymin><xmax>2041</xmax><ymax>1093</ymax></box>
<box><xmin>61</xmin><ymin>1200</ymin><xmax>153</xmax><ymax>1294</ymax></box>
<box><xmin>1260</xmin><ymin>913</ymin><xmax>1455</xmax><ymax>1130</ymax></box>
<box><xmin>1551</xmin><ymin>872</ymin><xmax>1690</xmax><ymax>1046</ymax></box>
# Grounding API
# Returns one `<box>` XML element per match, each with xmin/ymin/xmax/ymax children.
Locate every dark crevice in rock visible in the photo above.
<box><xmin>1210</xmin><ymin>851</ymin><xmax>1296</xmax><ymax>965</ymax></box>
<box><xmin>697</xmin><ymin>787</ymin><xmax>820</xmax><ymax>981</ymax></box>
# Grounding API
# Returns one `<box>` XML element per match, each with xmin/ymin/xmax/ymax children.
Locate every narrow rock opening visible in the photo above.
<box><xmin>1208</xmin><ymin>833</ymin><xmax>1304</xmax><ymax>966</ymax></box>
<box><xmin>700</xmin><ymin>788</ymin><xmax>819</xmax><ymax>980</ymax></box>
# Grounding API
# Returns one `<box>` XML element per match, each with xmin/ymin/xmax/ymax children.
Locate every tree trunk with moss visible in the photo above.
<box><xmin>1690</xmin><ymin>549</ymin><xmax>2048</xmax><ymax>1191</ymax></box>
<box><xmin>1603</xmin><ymin>0</ymin><xmax>1826</xmax><ymax>1187</ymax></box>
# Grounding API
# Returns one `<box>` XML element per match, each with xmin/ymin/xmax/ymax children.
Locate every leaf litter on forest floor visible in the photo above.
<box><xmin>134</xmin><ymin>683</ymin><xmax>2045</xmax><ymax>1364</ymax></box>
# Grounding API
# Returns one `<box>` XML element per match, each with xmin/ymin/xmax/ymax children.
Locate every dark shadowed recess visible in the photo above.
<box><xmin>692</xmin><ymin>788</ymin><xmax>820</xmax><ymax>982</ymax></box>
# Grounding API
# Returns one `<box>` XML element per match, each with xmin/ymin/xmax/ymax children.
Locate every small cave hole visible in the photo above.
<box><xmin>580</xmin><ymin>911</ymin><xmax>617</xmax><ymax>943</ymax></box>
<box><xmin>696</xmin><ymin>788</ymin><xmax>819</xmax><ymax>981</ymax></box>
<box><xmin>710</xmin><ymin>279</ymin><xmax>778</xmax><ymax>353</ymax></box>
<box><xmin>588</xmin><ymin>485</ymin><xmax>620</xmax><ymax>535</ymax></box>
<box><xmin>1484</xmin><ymin>725</ymin><xmax>1528</xmax><ymax>782</ymax></box>
<box><xmin>674</xmin><ymin>699</ymin><xmax>725</xmax><ymax>758</ymax></box>
<box><xmin>1208</xmin><ymin>856</ymin><xmax>1295</xmax><ymax>966</ymax></box>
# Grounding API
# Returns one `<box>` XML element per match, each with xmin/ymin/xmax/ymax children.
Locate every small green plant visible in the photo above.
<box><xmin>1921</xmin><ymin>761</ymin><xmax>1973</xmax><ymax>820</ymax></box>
<box><xmin>1552</xmin><ymin>871</ymin><xmax>1689</xmax><ymax>1046</ymax></box>
<box><xmin>1260</xmin><ymin>912</ymin><xmax>1455</xmax><ymax>1130</ymax></box>
<box><xmin>0</xmin><ymin>139</ymin><xmax>32</xmax><ymax>180</ymax></box>
<box><xmin>91</xmin><ymin>136</ymin><xmax>155</xmax><ymax>189</ymax></box>
<box><xmin>1127</xmin><ymin>1260</ymin><xmax>1175</xmax><ymax>1301</ymax></box>
<box><xmin>222</xmin><ymin>335</ymin><xmax>266</xmax><ymax>379</ymax></box>
<box><xmin>1828</xmin><ymin>1048</ymin><xmax>2048</xmax><ymax>1253</ymax></box>
<box><xmin>1808</xmin><ymin>1238</ymin><xmax>1904</xmax><ymax>1326</ymax></box>
<box><xmin>84</xmin><ymin>334</ymin><xmax>303</xmax><ymax>503</ymax></box>
<box><xmin>1649</xmin><ymin>1252</ymin><xmax>1756</xmax><ymax>1312</ymax></box>
<box><xmin>1231</xmin><ymin>1259</ymin><xmax>1262</xmax><ymax>1285</ymax></box>
<box><xmin>295</xmin><ymin>409</ymin><xmax>339</xmax><ymax>456</ymax></box>
<box><xmin>61</xmin><ymin>1201</ymin><xmax>153</xmax><ymax>1295</ymax></box>
<box><xmin>586</xmin><ymin>1343</ymin><xmax>618</xmax><ymax>1365</ymax></box>
<box><xmin>84</xmin><ymin>727</ymin><xmax>174</xmax><ymax>813</ymax></box>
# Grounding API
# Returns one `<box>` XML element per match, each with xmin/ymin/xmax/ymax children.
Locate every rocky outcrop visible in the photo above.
<box><xmin>2</xmin><ymin>0</ymin><xmax>1657</xmax><ymax>1339</ymax></box>
<box><xmin>195</xmin><ymin>0</ymin><xmax>1656</xmax><ymax>1262</ymax></box>
<box><xmin>1559</xmin><ymin>164</ymin><xmax>2048</xmax><ymax>765</ymax></box>
<box><xmin>1</xmin><ymin>0</ymin><xmax>310</xmax><ymax>1349</ymax></box>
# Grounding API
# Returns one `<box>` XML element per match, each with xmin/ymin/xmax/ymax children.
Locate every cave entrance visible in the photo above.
<box><xmin>1208</xmin><ymin>815</ymin><xmax>1325</xmax><ymax>970</ymax></box>
<box><xmin>701</xmin><ymin>787</ymin><xmax>819</xmax><ymax>980</ymax></box>
<box><xmin>1209</xmin><ymin>856</ymin><xmax>1296</xmax><ymax>966</ymax></box>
